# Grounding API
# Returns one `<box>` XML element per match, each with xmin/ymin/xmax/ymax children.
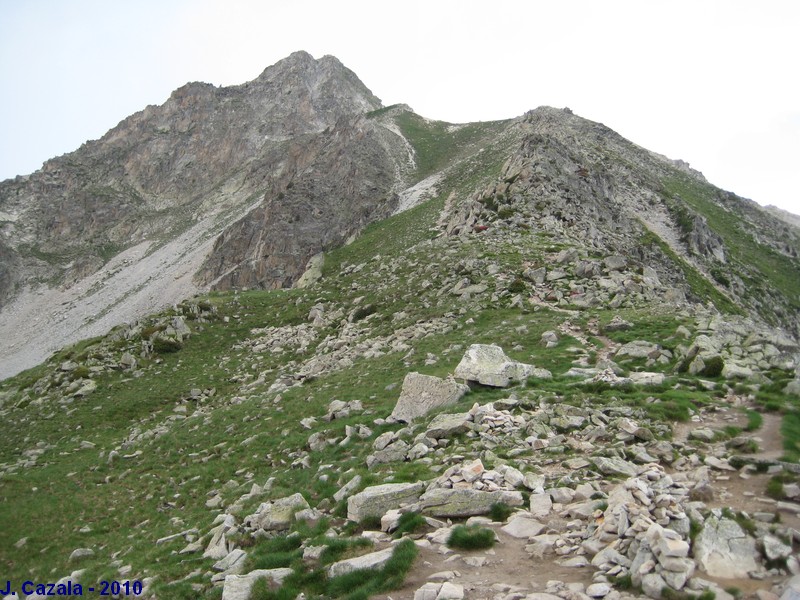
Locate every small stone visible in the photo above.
<box><xmin>586</xmin><ymin>583</ymin><xmax>612</xmax><ymax>598</ymax></box>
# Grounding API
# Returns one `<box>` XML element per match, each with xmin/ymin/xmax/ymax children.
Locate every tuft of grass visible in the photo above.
<box><xmin>319</xmin><ymin>537</ymin><xmax>373</xmax><ymax>565</ymax></box>
<box><xmin>744</xmin><ymin>410</ymin><xmax>763</xmax><ymax>432</ymax></box>
<box><xmin>246</xmin><ymin>534</ymin><xmax>303</xmax><ymax>570</ymax></box>
<box><xmin>392</xmin><ymin>512</ymin><xmax>427</xmax><ymax>538</ymax></box>
<box><xmin>781</xmin><ymin>412</ymin><xmax>800</xmax><ymax>462</ymax></box>
<box><xmin>766</xmin><ymin>477</ymin><xmax>785</xmax><ymax>500</ymax></box>
<box><xmin>489</xmin><ymin>502</ymin><xmax>514</xmax><ymax>522</ymax></box>
<box><xmin>447</xmin><ymin>525</ymin><xmax>496</xmax><ymax>550</ymax></box>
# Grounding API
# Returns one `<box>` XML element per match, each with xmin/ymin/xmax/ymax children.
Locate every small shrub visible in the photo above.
<box><xmin>70</xmin><ymin>366</ymin><xmax>91</xmax><ymax>380</ymax></box>
<box><xmin>507</xmin><ymin>278</ymin><xmax>526</xmax><ymax>294</ymax></box>
<box><xmin>689</xmin><ymin>519</ymin><xmax>703</xmax><ymax>543</ymax></box>
<box><xmin>447</xmin><ymin>525</ymin><xmax>496</xmax><ymax>550</ymax></box>
<box><xmin>351</xmin><ymin>304</ymin><xmax>377</xmax><ymax>322</ymax></box>
<box><xmin>358</xmin><ymin>515</ymin><xmax>382</xmax><ymax>530</ymax></box>
<box><xmin>766</xmin><ymin>477</ymin><xmax>785</xmax><ymax>500</ymax></box>
<box><xmin>700</xmin><ymin>356</ymin><xmax>725</xmax><ymax>378</ymax></box>
<box><xmin>153</xmin><ymin>336</ymin><xmax>183</xmax><ymax>354</ymax></box>
<box><xmin>489</xmin><ymin>502</ymin><xmax>514</xmax><ymax>522</ymax></box>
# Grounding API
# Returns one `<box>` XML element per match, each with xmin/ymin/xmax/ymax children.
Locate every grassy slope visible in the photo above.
<box><xmin>1</xmin><ymin>115</ymin><xmax>798</xmax><ymax>598</ymax></box>
<box><xmin>662</xmin><ymin>173</ymin><xmax>800</xmax><ymax>320</ymax></box>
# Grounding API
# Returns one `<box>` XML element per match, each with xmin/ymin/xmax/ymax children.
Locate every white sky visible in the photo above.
<box><xmin>1</xmin><ymin>0</ymin><xmax>798</xmax><ymax>214</ymax></box>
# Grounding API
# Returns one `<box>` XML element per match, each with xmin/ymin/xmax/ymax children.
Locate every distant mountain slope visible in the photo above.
<box><xmin>0</xmin><ymin>52</ymin><xmax>798</xmax><ymax>379</ymax></box>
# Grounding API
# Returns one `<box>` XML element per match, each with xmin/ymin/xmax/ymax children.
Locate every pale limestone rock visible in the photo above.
<box><xmin>248</xmin><ymin>493</ymin><xmax>310</xmax><ymax>531</ymax></box>
<box><xmin>333</xmin><ymin>474</ymin><xmax>362</xmax><ymax>503</ymax></box>
<box><xmin>501</xmin><ymin>515</ymin><xmax>545</xmax><ymax>538</ymax></box>
<box><xmin>221</xmin><ymin>569</ymin><xmax>293</xmax><ymax>600</ymax></box>
<box><xmin>347</xmin><ymin>482</ymin><xmax>425</xmax><ymax>522</ymax></box>
<box><xmin>425</xmin><ymin>412</ymin><xmax>472</xmax><ymax>439</ymax></box>
<box><xmin>693</xmin><ymin>515</ymin><xmax>758</xmax><ymax>578</ymax></box>
<box><xmin>327</xmin><ymin>547</ymin><xmax>394</xmax><ymax>577</ymax></box>
<box><xmin>390</xmin><ymin>372</ymin><xmax>469</xmax><ymax>423</ymax></box>
<box><xmin>453</xmin><ymin>344</ymin><xmax>534</xmax><ymax>387</ymax></box>
<box><xmin>419</xmin><ymin>487</ymin><xmax>524</xmax><ymax>517</ymax></box>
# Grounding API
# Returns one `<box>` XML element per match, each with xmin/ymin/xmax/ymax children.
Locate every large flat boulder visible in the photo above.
<box><xmin>390</xmin><ymin>372</ymin><xmax>469</xmax><ymax>423</ymax></box>
<box><xmin>246</xmin><ymin>493</ymin><xmax>310</xmax><ymax>531</ymax></box>
<box><xmin>221</xmin><ymin>569</ymin><xmax>293</xmax><ymax>600</ymax></box>
<box><xmin>453</xmin><ymin>344</ymin><xmax>534</xmax><ymax>387</ymax></box>
<box><xmin>347</xmin><ymin>482</ymin><xmax>425</xmax><ymax>522</ymax></box>
<box><xmin>693</xmin><ymin>515</ymin><xmax>758</xmax><ymax>578</ymax></box>
<box><xmin>419</xmin><ymin>487</ymin><xmax>524</xmax><ymax>517</ymax></box>
<box><xmin>327</xmin><ymin>547</ymin><xmax>394</xmax><ymax>577</ymax></box>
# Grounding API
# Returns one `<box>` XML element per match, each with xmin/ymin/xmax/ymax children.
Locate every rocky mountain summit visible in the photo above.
<box><xmin>1</xmin><ymin>52</ymin><xmax>800</xmax><ymax>600</ymax></box>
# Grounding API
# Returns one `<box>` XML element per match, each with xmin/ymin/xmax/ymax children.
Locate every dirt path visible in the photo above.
<box><xmin>389</xmin><ymin>527</ymin><xmax>597</xmax><ymax>600</ymax></box>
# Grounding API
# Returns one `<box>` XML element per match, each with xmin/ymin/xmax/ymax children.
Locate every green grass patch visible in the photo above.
<box><xmin>744</xmin><ymin>410</ymin><xmax>763</xmax><ymax>432</ymax></box>
<box><xmin>447</xmin><ymin>525</ymin><xmax>496</xmax><ymax>550</ymax></box>
<box><xmin>489</xmin><ymin>502</ymin><xmax>515</xmax><ymax>522</ymax></box>
<box><xmin>392</xmin><ymin>512</ymin><xmax>427</xmax><ymax>538</ymax></box>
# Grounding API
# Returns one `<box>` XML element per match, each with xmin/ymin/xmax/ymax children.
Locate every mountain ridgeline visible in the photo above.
<box><xmin>0</xmin><ymin>50</ymin><xmax>798</xmax><ymax>377</ymax></box>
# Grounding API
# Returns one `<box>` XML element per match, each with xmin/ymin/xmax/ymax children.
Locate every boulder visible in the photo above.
<box><xmin>693</xmin><ymin>515</ymin><xmax>758</xmax><ymax>578</ymax></box>
<box><xmin>327</xmin><ymin>547</ymin><xmax>394</xmax><ymax>577</ymax></box>
<box><xmin>501</xmin><ymin>515</ymin><xmax>546</xmax><ymax>538</ymax></box>
<box><xmin>347</xmin><ymin>482</ymin><xmax>425</xmax><ymax>522</ymax></box>
<box><xmin>425</xmin><ymin>412</ymin><xmax>472</xmax><ymax>439</ymax></box>
<box><xmin>334</xmin><ymin>475</ymin><xmax>362</xmax><ymax>502</ymax></box>
<box><xmin>453</xmin><ymin>344</ymin><xmax>534</xmax><ymax>387</ymax></box>
<box><xmin>221</xmin><ymin>569</ymin><xmax>293</xmax><ymax>600</ymax></box>
<box><xmin>591</xmin><ymin>456</ymin><xmax>639</xmax><ymax>478</ymax></box>
<box><xmin>390</xmin><ymin>372</ymin><xmax>469</xmax><ymax>423</ymax></box>
<box><xmin>248</xmin><ymin>493</ymin><xmax>309</xmax><ymax>531</ymax></box>
<box><xmin>419</xmin><ymin>487</ymin><xmax>524</xmax><ymax>517</ymax></box>
<box><xmin>604</xmin><ymin>255</ymin><xmax>628</xmax><ymax>271</ymax></box>
<box><xmin>615</xmin><ymin>340</ymin><xmax>660</xmax><ymax>359</ymax></box>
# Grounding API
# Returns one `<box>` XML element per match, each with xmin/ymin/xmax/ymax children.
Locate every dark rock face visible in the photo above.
<box><xmin>196</xmin><ymin>115</ymin><xmax>400</xmax><ymax>291</ymax></box>
<box><xmin>0</xmin><ymin>51</ymin><xmax>387</xmax><ymax>305</ymax></box>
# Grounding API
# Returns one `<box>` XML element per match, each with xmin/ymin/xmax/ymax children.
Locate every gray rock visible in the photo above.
<box><xmin>248</xmin><ymin>493</ymin><xmax>310</xmax><ymax>531</ymax></box>
<box><xmin>347</xmin><ymin>482</ymin><xmax>425</xmax><ymax>522</ymax></box>
<box><xmin>333</xmin><ymin>475</ymin><xmax>362</xmax><ymax>503</ymax></box>
<box><xmin>501</xmin><ymin>516</ymin><xmax>545</xmax><ymax>538</ymax></box>
<box><xmin>722</xmin><ymin>362</ymin><xmax>754</xmax><ymax>379</ymax></box>
<box><xmin>615</xmin><ymin>340</ymin><xmax>659</xmax><ymax>359</ymax></box>
<box><xmin>221</xmin><ymin>569</ymin><xmax>293</xmax><ymax>600</ymax></box>
<box><xmin>327</xmin><ymin>547</ymin><xmax>394</xmax><ymax>577</ymax></box>
<box><xmin>688</xmin><ymin>428</ymin><xmax>716</xmax><ymax>442</ymax></box>
<box><xmin>529</xmin><ymin>493</ymin><xmax>552</xmax><ymax>518</ymax></box>
<box><xmin>453</xmin><ymin>344</ymin><xmax>534</xmax><ymax>387</ymax></box>
<box><xmin>213</xmin><ymin>549</ymin><xmax>247</xmax><ymax>574</ymax></box>
<box><xmin>604</xmin><ymin>255</ymin><xmax>628</xmax><ymax>271</ymax></box>
<box><xmin>425</xmin><ymin>412</ymin><xmax>472</xmax><ymax>439</ymax></box>
<box><xmin>693</xmin><ymin>515</ymin><xmax>758</xmax><ymax>578</ymax></box>
<box><xmin>390</xmin><ymin>372</ymin><xmax>469</xmax><ymax>423</ymax></box>
<box><xmin>586</xmin><ymin>583</ymin><xmax>612</xmax><ymax>598</ymax></box>
<box><xmin>762</xmin><ymin>534</ymin><xmax>793</xmax><ymax>561</ymax></box>
<box><xmin>419</xmin><ymin>487</ymin><xmax>524</xmax><ymax>517</ymax></box>
<box><xmin>629</xmin><ymin>372</ymin><xmax>665</xmax><ymax>386</ymax></box>
<box><xmin>435</xmin><ymin>582</ymin><xmax>464</xmax><ymax>600</ymax></box>
<box><xmin>591</xmin><ymin>456</ymin><xmax>639</xmax><ymax>477</ymax></box>
<box><xmin>415</xmin><ymin>582</ymin><xmax>443</xmax><ymax>600</ymax></box>
<box><xmin>68</xmin><ymin>548</ymin><xmax>94</xmax><ymax>562</ymax></box>
<box><xmin>641</xmin><ymin>573</ymin><xmax>667</xmax><ymax>599</ymax></box>
<box><xmin>781</xmin><ymin>574</ymin><xmax>800</xmax><ymax>600</ymax></box>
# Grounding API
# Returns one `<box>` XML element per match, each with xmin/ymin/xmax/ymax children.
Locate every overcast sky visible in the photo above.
<box><xmin>1</xmin><ymin>0</ymin><xmax>798</xmax><ymax>214</ymax></box>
